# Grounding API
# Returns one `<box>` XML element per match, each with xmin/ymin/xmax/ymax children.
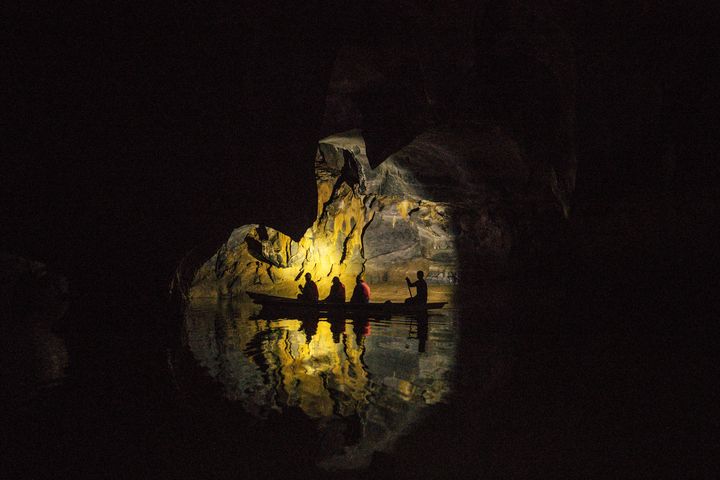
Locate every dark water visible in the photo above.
<box><xmin>184</xmin><ymin>290</ymin><xmax>458</xmax><ymax>470</ymax></box>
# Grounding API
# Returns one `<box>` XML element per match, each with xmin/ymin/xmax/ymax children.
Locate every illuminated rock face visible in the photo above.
<box><xmin>190</xmin><ymin>130</ymin><xmax>461</xmax><ymax>299</ymax></box>
<box><xmin>191</xmin><ymin>125</ymin><xmax>533</xmax><ymax>297</ymax></box>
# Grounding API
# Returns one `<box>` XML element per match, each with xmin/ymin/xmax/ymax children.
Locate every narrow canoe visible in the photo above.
<box><xmin>246</xmin><ymin>292</ymin><xmax>446</xmax><ymax>314</ymax></box>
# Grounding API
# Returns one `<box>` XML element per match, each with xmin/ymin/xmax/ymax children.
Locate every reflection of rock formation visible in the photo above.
<box><xmin>193</xmin><ymin>128</ymin><xmax>531</xmax><ymax>298</ymax></box>
<box><xmin>274</xmin><ymin>321</ymin><xmax>369</xmax><ymax>418</ymax></box>
<box><xmin>184</xmin><ymin>300</ymin><xmax>458</xmax><ymax>469</ymax></box>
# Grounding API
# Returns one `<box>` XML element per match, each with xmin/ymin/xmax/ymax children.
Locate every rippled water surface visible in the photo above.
<box><xmin>184</xmin><ymin>286</ymin><xmax>458</xmax><ymax>469</ymax></box>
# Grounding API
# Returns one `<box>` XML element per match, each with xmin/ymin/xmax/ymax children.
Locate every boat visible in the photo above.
<box><xmin>246</xmin><ymin>292</ymin><xmax>446</xmax><ymax>316</ymax></box>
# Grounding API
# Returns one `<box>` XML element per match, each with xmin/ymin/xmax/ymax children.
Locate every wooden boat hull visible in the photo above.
<box><xmin>246</xmin><ymin>292</ymin><xmax>446</xmax><ymax>315</ymax></box>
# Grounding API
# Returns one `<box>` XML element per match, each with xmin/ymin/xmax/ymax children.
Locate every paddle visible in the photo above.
<box><xmin>406</xmin><ymin>277</ymin><xmax>413</xmax><ymax>299</ymax></box>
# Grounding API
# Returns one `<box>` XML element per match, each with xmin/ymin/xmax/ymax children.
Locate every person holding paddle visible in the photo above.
<box><xmin>405</xmin><ymin>270</ymin><xmax>427</xmax><ymax>304</ymax></box>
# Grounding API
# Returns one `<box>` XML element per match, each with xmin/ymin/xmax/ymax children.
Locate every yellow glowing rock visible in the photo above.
<box><xmin>191</xmin><ymin>133</ymin><xmax>459</xmax><ymax>298</ymax></box>
<box><xmin>396</xmin><ymin>200</ymin><xmax>412</xmax><ymax>218</ymax></box>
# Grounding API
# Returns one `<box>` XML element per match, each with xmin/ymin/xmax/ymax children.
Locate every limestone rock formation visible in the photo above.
<box><xmin>191</xmin><ymin>126</ymin><xmax>542</xmax><ymax>299</ymax></box>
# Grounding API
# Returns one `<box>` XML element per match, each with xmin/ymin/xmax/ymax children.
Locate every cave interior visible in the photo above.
<box><xmin>2</xmin><ymin>2</ymin><xmax>718</xmax><ymax>478</ymax></box>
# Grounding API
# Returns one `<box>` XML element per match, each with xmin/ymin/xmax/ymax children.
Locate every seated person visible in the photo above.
<box><xmin>297</xmin><ymin>272</ymin><xmax>319</xmax><ymax>302</ymax></box>
<box><xmin>405</xmin><ymin>270</ymin><xmax>427</xmax><ymax>304</ymax></box>
<box><xmin>350</xmin><ymin>275</ymin><xmax>371</xmax><ymax>303</ymax></box>
<box><xmin>323</xmin><ymin>276</ymin><xmax>346</xmax><ymax>303</ymax></box>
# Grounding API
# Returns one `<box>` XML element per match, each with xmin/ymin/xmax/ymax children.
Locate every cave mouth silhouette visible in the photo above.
<box><xmin>174</xmin><ymin>127</ymin><xmax>548</xmax><ymax>471</ymax></box>
<box><xmin>0</xmin><ymin>116</ymin><xmax>571</xmax><ymax>478</ymax></box>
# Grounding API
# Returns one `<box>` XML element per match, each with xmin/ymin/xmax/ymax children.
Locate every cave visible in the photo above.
<box><xmin>2</xmin><ymin>2</ymin><xmax>718</xmax><ymax>479</ymax></box>
<box><xmin>190</xmin><ymin>130</ymin><xmax>465</xmax><ymax>299</ymax></box>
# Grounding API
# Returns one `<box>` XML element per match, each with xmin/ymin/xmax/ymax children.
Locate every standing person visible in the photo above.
<box><xmin>350</xmin><ymin>274</ymin><xmax>371</xmax><ymax>303</ymax></box>
<box><xmin>297</xmin><ymin>272</ymin><xmax>319</xmax><ymax>302</ymax></box>
<box><xmin>323</xmin><ymin>276</ymin><xmax>346</xmax><ymax>303</ymax></box>
<box><xmin>405</xmin><ymin>270</ymin><xmax>427</xmax><ymax>304</ymax></box>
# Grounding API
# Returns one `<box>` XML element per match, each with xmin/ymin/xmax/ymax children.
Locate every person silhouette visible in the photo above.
<box><xmin>297</xmin><ymin>272</ymin><xmax>319</xmax><ymax>302</ymax></box>
<box><xmin>350</xmin><ymin>275</ymin><xmax>370</xmax><ymax>303</ymax></box>
<box><xmin>323</xmin><ymin>276</ymin><xmax>346</xmax><ymax>303</ymax></box>
<box><xmin>405</xmin><ymin>270</ymin><xmax>427</xmax><ymax>304</ymax></box>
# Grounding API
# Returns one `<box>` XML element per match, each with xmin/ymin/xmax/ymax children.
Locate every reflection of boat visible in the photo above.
<box><xmin>247</xmin><ymin>292</ymin><xmax>446</xmax><ymax>316</ymax></box>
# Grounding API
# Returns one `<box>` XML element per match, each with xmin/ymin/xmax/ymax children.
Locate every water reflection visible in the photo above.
<box><xmin>184</xmin><ymin>293</ymin><xmax>458</xmax><ymax>469</ymax></box>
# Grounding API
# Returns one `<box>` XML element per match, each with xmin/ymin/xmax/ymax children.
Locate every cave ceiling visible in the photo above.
<box><xmin>237</xmin><ymin>0</ymin><xmax>578</xmax><ymax>240</ymax></box>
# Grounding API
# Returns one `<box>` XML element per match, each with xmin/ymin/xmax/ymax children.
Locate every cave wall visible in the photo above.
<box><xmin>4</xmin><ymin>1</ymin><xmax>715</xmax><ymax>307</ymax></box>
<box><xmin>191</xmin><ymin>131</ymin><xmax>461</xmax><ymax>298</ymax></box>
<box><xmin>191</xmin><ymin>115</ymin><xmax>556</xmax><ymax>299</ymax></box>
